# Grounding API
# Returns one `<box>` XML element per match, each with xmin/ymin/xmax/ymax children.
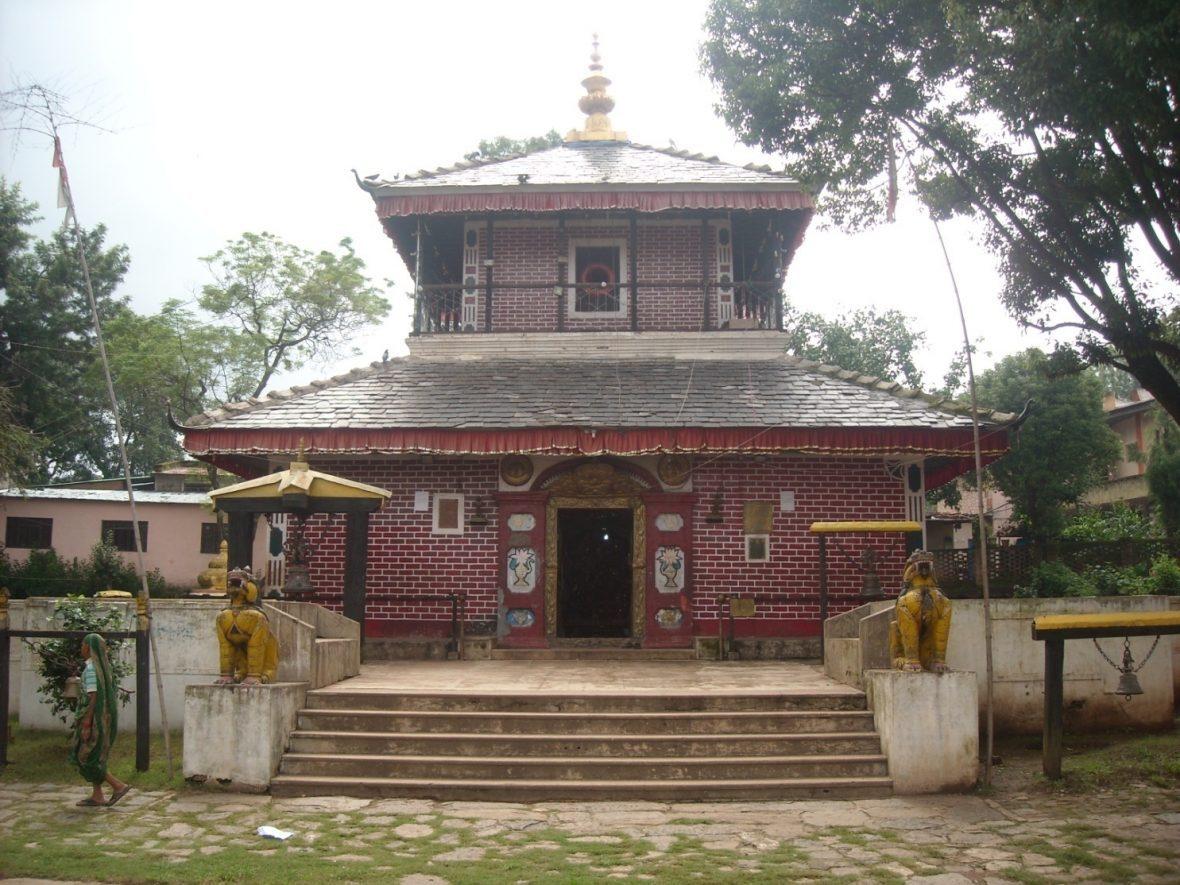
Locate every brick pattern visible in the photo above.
<box><xmin>298</xmin><ymin>455</ymin><xmax>906</xmax><ymax>638</ymax></box>
<box><xmin>690</xmin><ymin>456</ymin><xmax>908</xmax><ymax>625</ymax></box>
<box><xmin>474</xmin><ymin>223</ymin><xmax>715</xmax><ymax>333</ymax></box>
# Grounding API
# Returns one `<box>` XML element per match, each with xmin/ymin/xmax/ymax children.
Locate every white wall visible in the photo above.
<box><xmin>948</xmin><ymin>597</ymin><xmax>1175</xmax><ymax>733</ymax></box>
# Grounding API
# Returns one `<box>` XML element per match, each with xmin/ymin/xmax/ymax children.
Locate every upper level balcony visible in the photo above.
<box><xmin>399</xmin><ymin>211</ymin><xmax>796</xmax><ymax>337</ymax></box>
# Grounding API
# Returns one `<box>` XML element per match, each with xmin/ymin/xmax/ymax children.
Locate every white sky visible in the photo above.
<box><xmin>1</xmin><ymin>0</ymin><xmax>1042</xmax><ymax>393</ymax></box>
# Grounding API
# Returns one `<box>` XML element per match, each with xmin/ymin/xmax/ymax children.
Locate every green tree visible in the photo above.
<box><xmin>199</xmin><ymin>232</ymin><xmax>390</xmax><ymax>398</ymax></box>
<box><xmin>0</xmin><ymin>383</ymin><xmax>42</xmax><ymax>485</ymax></box>
<box><xmin>0</xmin><ymin>178</ymin><xmax>130</xmax><ymax>481</ymax></box>
<box><xmin>1146</xmin><ymin>417</ymin><xmax>1180</xmax><ymax>540</ymax></box>
<box><xmin>465</xmin><ymin>130</ymin><xmax>562</xmax><ymax>161</ymax></box>
<box><xmin>783</xmin><ymin>305</ymin><xmax>925</xmax><ymax>387</ymax></box>
<box><xmin>702</xmin><ymin>0</ymin><xmax>1180</xmax><ymax>422</ymax></box>
<box><xmin>95</xmin><ymin>301</ymin><xmax>256</xmax><ymax>472</ymax></box>
<box><xmin>976</xmin><ymin>349</ymin><xmax>1121</xmax><ymax>543</ymax></box>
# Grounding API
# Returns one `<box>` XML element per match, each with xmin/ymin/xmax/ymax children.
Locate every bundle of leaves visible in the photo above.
<box><xmin>0</xmin><ymin>541</ymin><xmax>168</xmax><ymax>598</ymax></box>
<box><xmin>1061</xmin><ymin>505</ymin><xmax>1159</xmax><ymax>543</ymax></box>
<box><xmin>27</xmin><ymin>595</ymin><xmax>133</xmax><ymax>724</ymax></box>
<box><xmin>1148</xmin><ymin>555</ymin><xmax>1180</xmax><ymax>596</ymax></box>
<box><xmin>1014</xmin><ymin>561</ymin><xmax>1095</xmax><ymax>599</ymax></box>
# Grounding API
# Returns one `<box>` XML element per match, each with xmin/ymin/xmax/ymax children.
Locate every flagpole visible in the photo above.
<box><xmin>52</xmin><ymin>133</ymin><xmax>175</xmax><ymax>779</ymax></box>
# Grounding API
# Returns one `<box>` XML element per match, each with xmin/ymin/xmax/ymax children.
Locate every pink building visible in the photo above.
<box><xmin>180</xmin><ymin>55</ymin><xmax>1008</xmax><ymax>655</ymax></box>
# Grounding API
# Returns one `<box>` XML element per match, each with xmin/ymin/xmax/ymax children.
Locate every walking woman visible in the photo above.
<box><xmin>70</xmin><ymin>633</ymin><xmax>130</xmax><ymax>807</ymax></box>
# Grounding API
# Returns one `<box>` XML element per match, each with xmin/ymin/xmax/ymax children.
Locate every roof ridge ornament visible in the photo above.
<box><xmin>565</xmin><ymin>34</ymin><xmax>628</xmax><ymax>143</ymax></box>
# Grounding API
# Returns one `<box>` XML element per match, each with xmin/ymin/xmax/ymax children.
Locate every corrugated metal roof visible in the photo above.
<box><xmin>0</xmin><ymin>489</ymin><xmax>209</xmax><ymax>504</ymax></box>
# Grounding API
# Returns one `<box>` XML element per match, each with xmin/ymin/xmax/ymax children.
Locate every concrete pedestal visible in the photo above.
<box><xmin>183</xmin><ymin>682</ymin><xmax>307</xmax><ymax>791</ymax></box>
<box><xmin>864</xmin><ymin>669</ymin><xmax>978</xmax><ymax>794</ymax></box>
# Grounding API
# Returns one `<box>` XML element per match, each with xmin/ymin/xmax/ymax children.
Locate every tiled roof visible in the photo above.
<box><xmin>359</xmin><ymin>141</ymin><xmax>804</xmax><ymax>193</ymax></box>
<box><xmin>185</xmin><ymin>356</ymin><xmax>1010</xmax><ymax>432</ymax></box>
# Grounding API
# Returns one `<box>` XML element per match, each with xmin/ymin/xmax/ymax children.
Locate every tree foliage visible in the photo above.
<box><xmin>199</xmin><ymin>232</ymin><xmax>390</xmax><ymax>398</ymax></box>
<box><xmin>703</xmin><ymin>0</ymin><xmax>1180</xmax><ymax>422</ymax></box>
<box><xmin>0</xmin><ymin>178</ymin><xmax>130</xmax><ymax>481</ymax></box>
<box><xmin>465</xmin><ymin>130</ymin><xmax>563</xmax><ymax>161</ymax></box>
<box><xmin>976</xmin><ymin>349</ymin><xmax>1121</xmax><ymax>542</ymax></box>
<box><xmin>783</xmin><ymin>304</ymin><xmax>925</xmax><ymax>387</ymax></box>
<box><xmin>1146</xmin><ymin>415</ymin><xmax>1180</xmax><ymax>539</ymax></box>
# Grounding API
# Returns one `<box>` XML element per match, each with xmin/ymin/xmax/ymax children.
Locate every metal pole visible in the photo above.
<box><xmin>55</xmin><ymin>133</ymin><xmax>174</xmax><ymax>778</ymax></box>
<box><xmin>1042</xmin><ymin>638</ymin><xmax>1064</xmax><ymax>779</ymax></box>
<box><xmin>135</xmin><ymin>597</ymin><xmax>150</xmax><ymax>772</ymax></box>
<box><xmin>0</xmin><ymin>590</ymin><xmax>10</xmax><ymax>767</ymax></box>
<box><xmin>929</xmin><ymin>215</ymin><xmax>997</xmax><ymax>786</ymax></box>
<box><xmin>818</xmin><ymin>535</ymin><xmax>829</xmax><ymax>658</ymax></box>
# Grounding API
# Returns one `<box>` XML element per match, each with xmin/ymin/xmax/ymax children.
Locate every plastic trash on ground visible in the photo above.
<box><xmin>256</xmin><ymin>825</ymin><xmax>294</xmax><ymax>840</ymax></box>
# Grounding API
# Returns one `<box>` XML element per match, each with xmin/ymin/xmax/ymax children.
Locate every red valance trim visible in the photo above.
<box><xmin>374</xmin><ymin>190</ymin><xmax>815</xmax><ymax>217</ymax></box>
<box><xmin>185</xmin><ymin>425</ymin><xmax>1006</xmax><ymax>465</ymax></box>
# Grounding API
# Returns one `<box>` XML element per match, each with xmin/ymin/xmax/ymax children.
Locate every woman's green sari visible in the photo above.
<box><xmin>69</xmin><ymin>633</ymin><xmax>118</xmax><ymax>784</ymax></box>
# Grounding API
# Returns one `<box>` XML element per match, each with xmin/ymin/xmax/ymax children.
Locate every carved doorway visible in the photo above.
<box><xmin>557</xmin><ymin>508</ymin><xmax>632</xmax><ymax>637</ymax></box>
<box><xmin>542</xmin><ymin>461</ymin><xmax>648</xmax><ymax>643</ymax></box>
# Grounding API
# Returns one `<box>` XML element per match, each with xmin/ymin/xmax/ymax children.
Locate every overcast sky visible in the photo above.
<box><xmin>1</xmin><ymin>0</ymin><xmax>1043</xmax><ymax>393</ymax></box>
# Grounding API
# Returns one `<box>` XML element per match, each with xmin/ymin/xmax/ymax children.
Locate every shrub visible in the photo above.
<box><xmin>1014</xmin><ymin>560</ymin><xmax>1095</xmax><ymax>598</ymax></box>
<box><xmin>1083</xmin><ymin>564</ymin><xmax>1147</xmax><ymax>596</ymax></box>
<box><xmin>26</xmin><ymin>595</ymin><xmax>133</xmax><ymax>724</ymax></box>
<box><xmin>1061</xmin><ymin>504</ymin><xmax>1157</xmax><ymax>542</ymax></box>
<box><xmin>0</xmin><ymin>541</ymin><xmax>168</xmax><ymax>598</ymax></box>
<box><xmin>1148</xmin><ymin>555</ymin><xmax>1180</xmax><ymax>596</ymax></box>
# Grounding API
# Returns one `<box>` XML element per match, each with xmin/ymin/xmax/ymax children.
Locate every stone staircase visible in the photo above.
<box><xmin>270</xmin><ymin>688</ymin><xmax>892</xmax><ymax>800</ymax></box>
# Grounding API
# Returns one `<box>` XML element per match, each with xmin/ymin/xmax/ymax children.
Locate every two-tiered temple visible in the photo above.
<box><xmin>182</xmin><ymin>45</ymin><xmax>1009</xmax><ymax>657</ymax></box>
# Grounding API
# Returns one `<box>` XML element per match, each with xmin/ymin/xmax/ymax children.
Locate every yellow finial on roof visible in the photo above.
<box><xmin>565</xmin><ymin>34</ymin><xmax>627</xmax><ymax>143</ymax></box>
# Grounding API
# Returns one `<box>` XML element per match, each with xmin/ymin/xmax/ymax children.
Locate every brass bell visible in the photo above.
<box><xmin>860</xmin><ymin>548</ymin><xmax>884</xmax><ymax>601</ymax></box>
<box><xmin>62</xmin><ymin>675</ymin><xmax>81</xmax><ymax>703</ymax></box>
<box><xmin>1116</xmin><ymin>642</ymin><xmax>1144</xmax><ymax>699</ymax></box>
<box><xmin>1116</xmin><ymin>668</ymin><xmax>1144</xmax><ymax>699</ymax></box>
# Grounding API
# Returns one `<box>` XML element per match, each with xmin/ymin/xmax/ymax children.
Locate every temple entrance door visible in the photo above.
<box><xmin>557</xmin><ymin>508</ymin><xmax>632</xmax><ymax>638</ymax></box>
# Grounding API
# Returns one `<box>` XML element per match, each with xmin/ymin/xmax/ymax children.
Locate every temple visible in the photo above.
<box><xmin>181</xmin><ymin>41</ymin><xmax>1010</xmax><ymax>657</ymax></box>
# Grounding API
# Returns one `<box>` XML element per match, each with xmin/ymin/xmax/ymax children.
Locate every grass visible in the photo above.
<box><xmin>1</xmin><ymin>719</ymin><xmax>185</xmax><ymax>790</ymax></box>
<box><xmin>1050</xmin><ymin>729</ymin><xmax>1180</xmax><ymax>792</ymax></box>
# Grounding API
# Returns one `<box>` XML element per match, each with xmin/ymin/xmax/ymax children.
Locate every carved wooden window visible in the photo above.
<box><xmin>432</xmin><ymin>493</ymin><xmax>465</xmax><ymax>535</ymax></box>
<box><xmin>569</xmin><ymin>238</ymin><xmax>626</xmax><ymax>316</ymax></box>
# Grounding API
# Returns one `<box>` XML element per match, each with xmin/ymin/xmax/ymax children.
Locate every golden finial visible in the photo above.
<box><xmin>565</xmin><ymin>34</ymin><xmax>627</xmax><ymax>143</ymax></box>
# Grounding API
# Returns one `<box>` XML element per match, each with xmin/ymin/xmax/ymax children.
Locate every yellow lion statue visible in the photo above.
<box><xmin>888</xmin><ymin>550</ymin><xmax>952</xmax><ymax>673</ymax></box>
<box><xmin>215</xmin><ymin>568</ymin><xmax>279</xmax><ymax>685</ymax></box>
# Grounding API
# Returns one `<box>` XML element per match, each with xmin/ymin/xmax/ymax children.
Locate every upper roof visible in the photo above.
<box><xmin>360</xmin><ymin>141</ymin><xmax>808</xmax><ymax>194</ymax></box>
<box><xmin>183</xmin><ymin>352</ymin><xmax>1008</xmax><ymax>432</ymax></box>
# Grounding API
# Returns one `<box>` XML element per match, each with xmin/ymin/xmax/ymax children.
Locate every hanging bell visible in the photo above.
<box><xmin>1116</xmin><ymin>642</ymin><xmax>1144</xmax><ymax>699</ymax></box>
<box><xmin>62</xmin><ymin>675</ymin><xmax>81</xmax><ymax>703</ymax></box>
<box><xmin>1116</xmin><ymin>668</ymin><xmax>1144</xmax><ymax>699</ymax></box>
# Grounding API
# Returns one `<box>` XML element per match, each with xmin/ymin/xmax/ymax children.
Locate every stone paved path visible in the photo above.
<box><xmin>1</xmin><ymin>775</ymin><xmax>1178</xmax><ymax>883</ymax></box>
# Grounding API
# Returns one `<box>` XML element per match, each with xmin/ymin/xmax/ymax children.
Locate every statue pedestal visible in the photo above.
<box><xmin>183</xmin><ymin>682</ymin><xmax>307</xmax><ymax>791</ymax></box>
<box><xmin>864</xmin><ymin>669</ymin><xmax>978</xmax><ymax>794</ymax></box>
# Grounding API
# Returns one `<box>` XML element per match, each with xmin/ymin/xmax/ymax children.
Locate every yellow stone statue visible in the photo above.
<box><xmin>889</xmin><ymin>550</ymin><xmax>952</xmax><ymax>673</ymax></box>
<box><xmin>215</xmin><ymin>568</ymin><xmax>279</xmax><ymax>685</ymax></box>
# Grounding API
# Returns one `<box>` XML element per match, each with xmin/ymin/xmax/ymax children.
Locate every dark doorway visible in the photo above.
<box><xmin>557</xmin><ymin>508</ymin><xmax>632</xmax><ymax>638</ymax></box>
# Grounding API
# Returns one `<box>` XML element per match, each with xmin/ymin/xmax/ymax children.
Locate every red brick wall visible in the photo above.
<box><xmin>473</xmin><ymin>222</ymin><xmax>716</xmax><ymax>333</ymax></box>
<box><xmin>302</xmin><ymin>458</ymin><xmax>500</xmax><ymax>637</ymax></box>
<box><xmin>298</xmin><ymin>455</ymin><xmax>907</xmax><ymax>640</ymax></box>
<box><xmin>690</xmin><ymin>456</ymin><xmax>908</xmax><ymax>636</ymax></box>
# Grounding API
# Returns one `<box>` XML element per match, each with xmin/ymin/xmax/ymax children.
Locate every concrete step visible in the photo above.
<box><xmin>286</xmin><ymin>730</ymin><xmax>883</xmax><ymax>757</ymax></box>
<box><xmin>270</xmin><ymin>774</ymin><xmax>894</xmax><ymax>801</ymax></box>
<box><xmin>489</xmin><ymin>648</ymin><xmax>696</xmax><ymax>661</ymax></box>
<box><xmin>303</xmin><ymin>690</ymin><xmax>867</xmax><ymax>713</ymax></box>
<box><xmin>279</xmin><ymin>752</ymin><xmax>889</xmax><ymax>781</ymax></box>
<box><xmin>295</xmin><ymin>708</ymin><xmax>878</xmax><ymax>735</ymax></box>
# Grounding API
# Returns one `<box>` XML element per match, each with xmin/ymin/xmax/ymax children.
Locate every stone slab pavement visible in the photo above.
<box><xmin>0</xmin><ymin>777</ymin><xmax>1177</xmax><ymax>883</ymax></box>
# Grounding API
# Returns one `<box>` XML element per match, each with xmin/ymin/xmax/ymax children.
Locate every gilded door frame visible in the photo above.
<box><xmin>544</xmin><ymin>495</ymin><xmax>647</xmax><ymax>642</ymax></box>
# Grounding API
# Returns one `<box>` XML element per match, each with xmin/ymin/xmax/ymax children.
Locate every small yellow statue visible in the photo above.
<box><xmin>197</xmin><ymin>540</ymin><xmax>229</xmax><ymax>593</ymax></box>
<box><xmin>215</xmin><ymin>568</ymin><xmax>279</xmax><ymax>685</ymax></box>
<box><xmin>889</xmin><ymin>550</ymin><xmax>952</xmax><ymax>673</ymax></box>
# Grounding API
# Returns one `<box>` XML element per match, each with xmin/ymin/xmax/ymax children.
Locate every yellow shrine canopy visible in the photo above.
<box><xmin>208</xmin><ymin>457</ymin><xmax>391</xmax><ymax>514</ymax></box>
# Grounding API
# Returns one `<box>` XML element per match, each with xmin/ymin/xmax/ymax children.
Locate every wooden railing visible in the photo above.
<box><xmin>412</xmin><ymin>279</ymin><xmax>783</xmax><ymax>335</ymax></box>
